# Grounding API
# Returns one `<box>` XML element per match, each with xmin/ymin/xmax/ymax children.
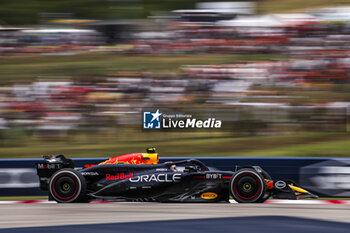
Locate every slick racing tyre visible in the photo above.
<box><xmin>49</xmin><ymin>168</ymin><xmax>86</xmax><ymax>203</ymax></box>
<box><xmin>230</xmin><ymin>168</ymin><xmax>265</xmax><ymax>203</ymax></box>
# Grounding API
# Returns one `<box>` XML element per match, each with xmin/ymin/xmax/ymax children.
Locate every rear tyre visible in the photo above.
<box><xmin>49</xmin><ymin>168</ymin><xmax>86</xmax><ymax>203</ymax></box>
<box><xmin>230</xmin><ymin>168</ymin><xmax>265</xmax><ymax>203</ymax></box>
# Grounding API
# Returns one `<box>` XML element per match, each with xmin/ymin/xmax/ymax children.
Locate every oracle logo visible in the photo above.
<box><xmin>129</xmin><ymin>173</ymin><xmax>181</xmax><ymax>183</ymax></box>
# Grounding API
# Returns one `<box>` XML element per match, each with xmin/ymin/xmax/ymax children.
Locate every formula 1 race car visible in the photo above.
<box><xmin>36</xmin><ymin>148</ymin><xmax>318</xmax><ymax>203</ymax></box>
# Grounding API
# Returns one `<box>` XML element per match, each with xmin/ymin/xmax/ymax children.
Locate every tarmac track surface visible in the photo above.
<box><xmin>0</xmin><ymin>203</ymin><xmax>349</xmax><ymax>232</ymax></box>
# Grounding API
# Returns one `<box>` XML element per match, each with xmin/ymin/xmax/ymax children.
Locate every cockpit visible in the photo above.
<box><xmin>167</xmin><ymin>159</ymin><xmax>210</xmax><ymax>173</ymax></box>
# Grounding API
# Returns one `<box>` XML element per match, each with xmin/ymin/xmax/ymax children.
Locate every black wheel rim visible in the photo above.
<box><xmin>52</xmin><ymin>174</ymin><xmax>78</xmax><ymax>200</ymax></box>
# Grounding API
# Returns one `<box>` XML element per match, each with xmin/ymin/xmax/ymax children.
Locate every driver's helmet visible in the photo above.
<box><xmin>146</xmin><ymin>147</ymin><xmax>156</xmax><ymax>153</ymax></box>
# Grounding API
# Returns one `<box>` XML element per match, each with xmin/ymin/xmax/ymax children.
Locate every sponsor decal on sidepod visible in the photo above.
<box><xmin>129</xmin><ymin>173</ymin><xmax>181</xmax><ymax>183</ymax></box>
<box><xmin>275</xmin><ymin>180</ymin><xmax>287</xmax><ymax>189</ymax></box>
<box><xmin>201</xmin><ymin>192</ymin><xmax>218</xmax><ymax>199</ymax></box>
<box><xmin>106</xmin><ymin>172</ymin><xmax>134</xmax><ymax>180</ymax></box>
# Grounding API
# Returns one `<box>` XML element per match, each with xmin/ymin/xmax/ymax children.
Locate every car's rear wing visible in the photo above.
<box><xmin>36</xmin><ymin>155</ymin><xmax>74</xmax><ymax>190</ymax></box>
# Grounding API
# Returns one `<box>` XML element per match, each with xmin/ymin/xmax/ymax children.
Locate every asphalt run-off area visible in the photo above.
<box><xmin>0</xmin><ymin>203</ymin><xmax>349</xmax><ymax>233</ymax></box>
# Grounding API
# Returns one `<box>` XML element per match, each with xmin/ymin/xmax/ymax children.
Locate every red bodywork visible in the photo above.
<box><xmin>99</xmin><ymin>153</ymin><xmax>159</xmax><ymax>165</ymax></box>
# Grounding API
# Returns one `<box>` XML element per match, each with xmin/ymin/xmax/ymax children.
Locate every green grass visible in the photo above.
<box><xmin>0</xmin><ymin>53</ymin><xmax>279</xmax><ymax>84</ymax></box>
<box><xmin>237</xmin><ymin>136</ymin><xmax>350</xmax><ymax>157</ymax></box>
<box><xmin>0</xmin><ymin>196</ymin><xmax>47</xmax><ymax>201</ymax></box>
<box><xmin>249</xmin><ymin>84</ymin><xmax>350</xmax><ymax>105</ymax></box>
<box><xmin>0</xmin><ymin>132</ymin><xmax>349</xmax><ymax>158</ymax></box>
<box><xmin>259</xmin><ymin>0</ymin><xmax>350</xmax><ymax>14</ymax></box>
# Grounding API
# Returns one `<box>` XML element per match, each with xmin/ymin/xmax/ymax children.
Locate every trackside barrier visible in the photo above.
<box><xmin>0</xmin><ymin>157</ymin><xmax>350</xmax><ymax>197</ymax></box>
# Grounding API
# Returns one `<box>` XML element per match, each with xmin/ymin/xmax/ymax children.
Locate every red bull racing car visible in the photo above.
<box><xmin>36</xmin><ymin>148</ymin><xmax>318</xmax><ymax>203</ymax></box>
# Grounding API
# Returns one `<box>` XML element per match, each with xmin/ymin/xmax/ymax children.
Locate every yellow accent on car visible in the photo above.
<box><xmin>200</xmin><ymin>192</ymin><xmax>218</xmax><ymax>200</ymax></box>
<box><xmin>140</xmin><ymin>153</ymin><xmax>159</xmax><ymax>164</ymax></box>
<box><xmin>288</xmin><ymin>185</ymin><xmax>309</xmax><ymax>193</ymax></box>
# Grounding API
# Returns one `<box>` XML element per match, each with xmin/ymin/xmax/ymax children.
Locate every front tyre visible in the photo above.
<box><xmin>49</xmin><ymin>168</ymin><xmax>86</xmax><ymax>203</ymax></box>
<box><xmin>230</xmin><ymin>168</ymin><xmax>265</xmax><ymax>203</ymax></box>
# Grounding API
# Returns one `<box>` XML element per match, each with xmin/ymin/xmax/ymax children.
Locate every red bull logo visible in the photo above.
<box><xmin>106</xmin><ymin>172</ymin><xmax>134</xmax><ymax>180</ymax></box>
